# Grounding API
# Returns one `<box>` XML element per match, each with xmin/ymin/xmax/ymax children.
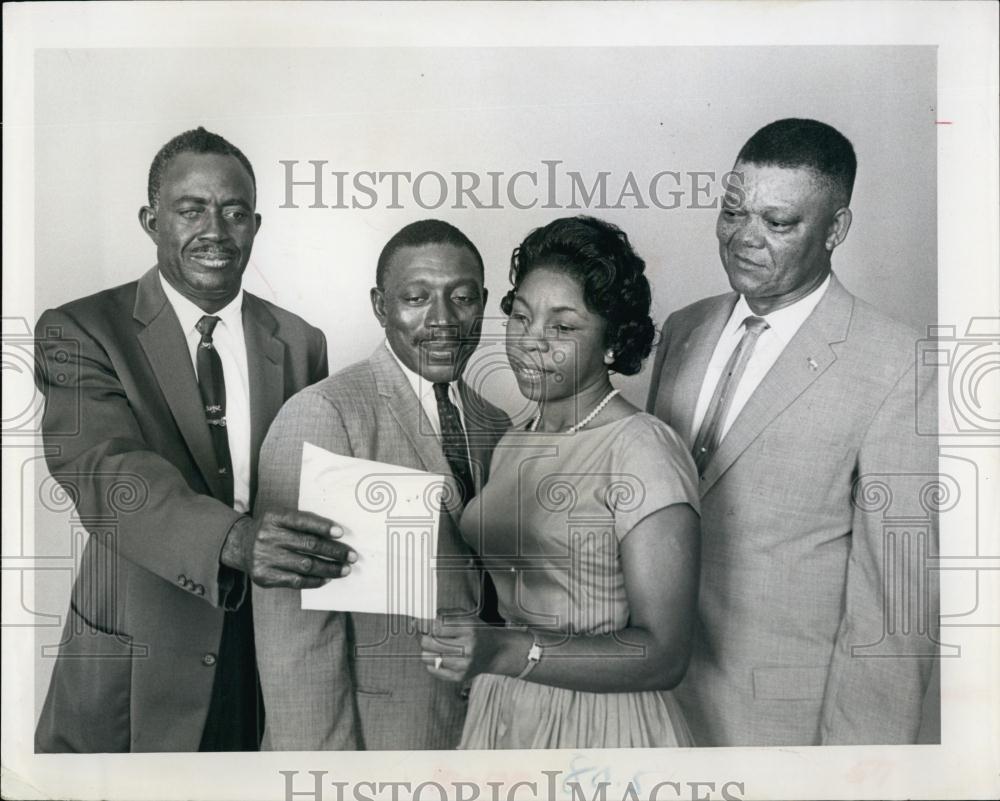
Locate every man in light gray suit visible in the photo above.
<box><xmin>253</xmin><ymin>219</ymin><xmax>511</xmax><ymax>750</ymax></box>
<box><xmin>647</xmin><ymin>118</ymin><xmax>939</xmax><ymax>746</ymax></box>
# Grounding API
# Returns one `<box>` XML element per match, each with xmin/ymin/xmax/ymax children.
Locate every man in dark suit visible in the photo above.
<box><xmin>253</xmin><ymin>220</ymin><xmax>511</xmax><ymax>750</ymax></box>
<box><xmin>34</xmin><ymin>127</ymin><xmax>355</xmax><ymax>753</ymax></box>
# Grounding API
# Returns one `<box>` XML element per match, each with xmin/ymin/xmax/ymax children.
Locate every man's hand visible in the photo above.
<box><xmin>420</xmin><ymin>609</ymin><xmax>504</xmax><ymax>683</ymax></box>
<box><xmin>221</xmin><ymin>509</ymin><xmax>357</xmax><ymax>589</ymax></box>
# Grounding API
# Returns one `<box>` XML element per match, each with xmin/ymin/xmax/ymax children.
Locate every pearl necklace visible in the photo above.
<box><xmin>529</xmin><ymin>388</ymin><xmax>620</xmax><ymax>433</ymax></box>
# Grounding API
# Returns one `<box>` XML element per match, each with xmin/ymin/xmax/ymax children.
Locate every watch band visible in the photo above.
<box><xmin>515</xmin><ymin>638</ymin><xmax>543</xmax><ymax>680</ymax></box>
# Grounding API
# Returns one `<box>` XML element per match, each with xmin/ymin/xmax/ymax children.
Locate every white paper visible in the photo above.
<box><xmin>297</xmin><ymin>441</ymin><xmax>442</xmax><ymax>619</ymax></box>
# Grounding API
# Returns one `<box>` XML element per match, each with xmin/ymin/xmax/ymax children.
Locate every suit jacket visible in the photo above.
<box><xmin>34</xmin><ymin>266</ymin><xmax>327</xmax><ymax>753</ymax></box>
<box><xmin>646</xmin><ymin>273</ymin><xmax>938</xmax><ymax>746</ymax></box>
<box><xmin>253</xmin><ymin>344</ymin><xmax>511</xmax><ymax>750</ymax></box>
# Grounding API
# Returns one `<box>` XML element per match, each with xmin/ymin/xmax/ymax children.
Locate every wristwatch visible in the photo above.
<box><xmin>515</xmin><ymin>638</ymin><xmax>543</xmax><ymax>680</ymax></box>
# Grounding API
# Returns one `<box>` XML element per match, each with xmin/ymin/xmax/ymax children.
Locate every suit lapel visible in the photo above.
<box><xmin>133</xmin><ymin>267</ymin><xmax>226</xmax><ymax>499</ymax></box>
<box><xmin>700</xmin><ymin>275</ymin><xmax>854</xmax><ymax>495</ymax></box>
<box><xmin>243</xmin><ymin>294</ymin><xmax>285</xmax><ymax>504</ymax></box>
<box><xmin>670</xmin><ymin>296</ymin><xmax>736</xmax><ymax>447</ymax></box>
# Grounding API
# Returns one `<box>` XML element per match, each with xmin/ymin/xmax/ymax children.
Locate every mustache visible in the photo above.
<box><xmin>411</xmin><ymin>327</ymin><xmax>463</xmax><ymax>348</ymax></box>
<box><xmin>189</xmin><ymin>246</ymin><xmax>238</xmax><ymax>257</ymax></box>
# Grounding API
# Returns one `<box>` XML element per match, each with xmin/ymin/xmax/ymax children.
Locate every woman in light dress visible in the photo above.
<box><xmin>421</xmin><ymin>216</ymin><xmax>700</xmax><ymax>749</ymax></box>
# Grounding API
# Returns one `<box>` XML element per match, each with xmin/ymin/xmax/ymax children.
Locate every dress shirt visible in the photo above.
<box><xmin>159</xmin><ymin>273</ymin><xmax>251</xmax><ymax>513</ymax></box>
<box><xmin>690</xmin><ymin>274</ymin><xmax>832</xmax><ymax>442</ymax></box>
<box><xmin>384</xmin><ymin>339</ymin><xmax>473</xmax><ymax>464</ymax></box>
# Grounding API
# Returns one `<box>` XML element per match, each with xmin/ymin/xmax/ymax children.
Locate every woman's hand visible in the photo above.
<box><xmin>420</xmin><ymin>609</ymin><xmax>502</xmax><ymax>683</ymax></box>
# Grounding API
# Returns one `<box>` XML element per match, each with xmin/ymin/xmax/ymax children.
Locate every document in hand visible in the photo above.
<box><xmin>298</xmin><ymin>441</ymin><xmax>443</xmax><ymax>620</ymax></box>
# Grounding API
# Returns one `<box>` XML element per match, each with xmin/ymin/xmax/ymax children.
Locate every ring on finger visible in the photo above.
<box><xmin>434</xmin><ymin>655</ymin><xmax>443</xmax><ymax>671</ymax></box>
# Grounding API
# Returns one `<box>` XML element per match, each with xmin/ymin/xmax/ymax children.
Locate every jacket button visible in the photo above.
<box><xmin>202</xmin><ymin>653</ymin><xmax>217</xmax><ymax>667</ymax></box>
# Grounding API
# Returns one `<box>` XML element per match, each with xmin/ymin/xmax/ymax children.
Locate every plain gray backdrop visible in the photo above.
<box><xmin>32</xmin><ymin>45</ymin><xmax>936</xmax><ymax>712</ymax></box>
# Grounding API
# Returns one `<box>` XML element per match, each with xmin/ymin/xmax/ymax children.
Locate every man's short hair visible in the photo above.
<box><xmin>147</xmin><ymin>126</ymin><xmax>256</xmax><ymax>208</ymax></box>
<box><xmin>737</xmin><ymin>118</ymin><xmax>857</xmax><ymax>206</ymax></box>
<box><xmin>375</xmin><ymin>219</ymin><xmax>484</xmax><ymax>289</ymax></box>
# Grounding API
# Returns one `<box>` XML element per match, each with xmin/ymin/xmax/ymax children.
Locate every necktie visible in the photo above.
<box><xmin>195</xmin><ymin>315</ymin><xmax>234</xmax><ymax>506</ymax></box>
<box><xmin>692</xmin><ymin>315</ymin><xmax>770</xmax><ymax>476</ymax></box>
<box><xmin>433</xmin><ymin>382</ymin><xmax>475</xmax><ymax>504</ymax></box>
<box><xmin>194</xmin><ymin>315</ymin><xmax>259</xmax><ymax>751</ymax></box>
<box><xmin>432</xmin><ymin>383</ymin><xmax>502</xmax><ymax>626</ymax></box>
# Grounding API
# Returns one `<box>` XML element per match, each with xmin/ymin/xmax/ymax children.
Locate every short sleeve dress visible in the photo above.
<box><xmin>458</xmin><ymin>412</ymin><xmax>699</xmax><ymax>749</ymax></box>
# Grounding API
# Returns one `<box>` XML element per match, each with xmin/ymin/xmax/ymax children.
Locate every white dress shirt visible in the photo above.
<box><xmin>159</xmin><ymin>273</ymin><xmax>252</xmax><ymax>513</ymax></box>
<box><xmin>691</xmin><ymin>274</ymin><xmax>832</xmax><ymax>443</ymax></box>
<box><xmin>384</xmin><ymin>339</ymin><xmax>473</xmax><ymax>464</ymax></box>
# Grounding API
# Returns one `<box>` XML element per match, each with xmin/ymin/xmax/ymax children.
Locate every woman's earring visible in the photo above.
<box><xmin>604</xmin><ymin>349</ymin><xmax>615</xmax><ymax>365</ymax></box>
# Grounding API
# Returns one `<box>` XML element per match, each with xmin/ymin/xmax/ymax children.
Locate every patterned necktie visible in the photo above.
<box><xmin>433</xmin><ymin>382</ymin><xmax>475</xmax><ymax>504</ymax></box>
<box><xmin>692</xmin><ymin>315</ymin><xmax>770</xmax><ymax>476</ymax></box>
<box><xmin>195</xmin><ymin>315</ymin><xmax>234</xmax><ymax>506</ymax></box>
<box><xmin>195</xmin><ymin>315</ymin><xmax>260</xmax><ymax>751</ymax></box>
<box><xmin>432</xmin><ymin>382</ymin><xmax>503</xmax><ymax>626</ymax></box>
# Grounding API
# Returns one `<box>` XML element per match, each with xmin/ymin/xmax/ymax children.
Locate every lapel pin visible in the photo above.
<box><xmin>807</xmin><ymin>357</ymin><xmax>819</xmax><ymax>372</ymax></box>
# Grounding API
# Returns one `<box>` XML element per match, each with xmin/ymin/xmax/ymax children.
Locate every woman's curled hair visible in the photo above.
<box><xmin>501</xmin><ymin>215</ymin><xmax>655</xmax><ymax>376</ymax></box>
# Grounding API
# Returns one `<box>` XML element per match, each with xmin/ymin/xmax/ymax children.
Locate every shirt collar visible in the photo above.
<box><xmin>383</xmin><ymin>339</ymin><xmax>461</xmax><ymax>405</ymax></box>
<box><xmin>727</xmin><ymin>273</ymin><xmax>831</xmax><ymax>344</ymax></box>
<box><xmin>158</xmin><ymin>271</ymin><xmax>244</xmax><ymax>336</ymax></box>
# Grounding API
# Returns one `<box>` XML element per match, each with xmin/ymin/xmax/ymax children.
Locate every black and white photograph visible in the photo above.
<box><xmin>3</xmin><ymin>2</ymin><xmax>998</xmax><ymax>800</ymax></box>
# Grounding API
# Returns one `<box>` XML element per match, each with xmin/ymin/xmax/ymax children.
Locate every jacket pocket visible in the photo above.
<box><xmin>753</xmin><ymin>666</ymin><xmax>828</xmax><ymax>700</ymax></box>
<box><xmin>355</xmin><ymin>686</ymin><xmax>393</xmax><ymax>698</ymax></box>
<box><xmin>36</xmin><ymin>607</ymin><xmax>134</xmax><ymax>752</ymax></box>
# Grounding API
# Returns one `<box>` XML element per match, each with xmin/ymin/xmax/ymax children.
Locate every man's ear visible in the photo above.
<box><xmin>370</xmin><ymin>287</ymin><xmax>387</xmax><ymax>327</ymax></box>
<box><xmin>254</xmin><ymin>212</ymin><xmax>262</xmax><ymax>233</ymax></box>
<box><xmin>481</xmin><ymin>287</ymin><xmax>489</xmax><ymax>309</ymax></box>
<box><xmin>826</xmin><ymin>207</ymin><xmax>853</xmax><ymax>252</ymax></box>
<box><xmin>138</xmin><ymin>206</ymin><xmax>158</xmax><ymax>243</ymax></box>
